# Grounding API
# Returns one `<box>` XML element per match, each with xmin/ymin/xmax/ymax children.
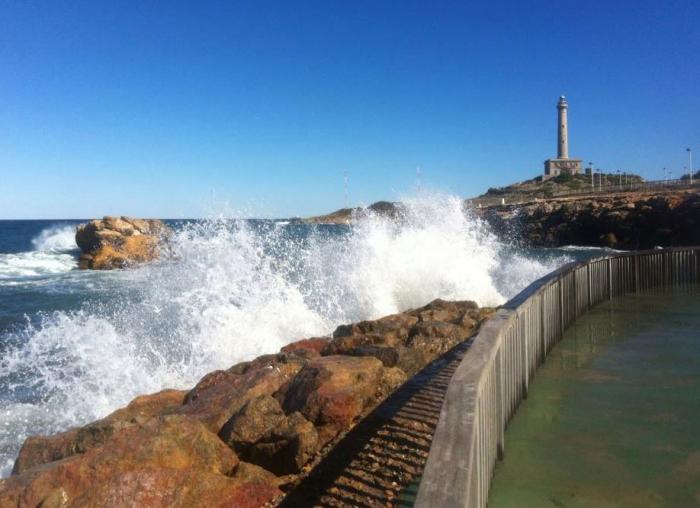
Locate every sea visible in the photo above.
<box><xmin>0</xmin><ymin>194</ymin><xmax>607</xmax><ymax>477</ymax></box>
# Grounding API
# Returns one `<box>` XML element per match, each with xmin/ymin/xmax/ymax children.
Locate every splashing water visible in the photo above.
<box><xmin>0</xmin><ymin>194</ymin><xmax>570</xmax><ymax>476</ymax></box>
<box><xmin>30</xmin><ymin>225</ymin><xmax>79</xmax><ymax>252</ymax></box>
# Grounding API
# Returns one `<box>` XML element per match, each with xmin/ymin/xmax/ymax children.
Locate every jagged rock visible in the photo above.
<box><xmin>218</xmin><ymin>395</ymin><xmax>286</xmax><ymax>454</ymax></box>
<box><xmin>247</xmin><ymin>412</ymin><xmax>319</xmax><ymax>475</ymax></box>
<box><xmin>12</xmin><ymin>389</ymin><xmax>186</xmax><ymax>474</ymax></box>
<box><xmin>0</xmin><ymin>416</ymin><xmax>262</xmax><ymax>508</ymax></box>
<box><xmin>478</xmin><ymin>190</ymin><xmax>700</xmax><ymax>249</ymax></box>
<box><xmin>75</xmin><ymin>216</ymin><xmax>171</xmax><ymax>269</ymax></box>
<box><xmin>281</xmin><ymin>355</ymin><xmax>391</xmax><ymax>444</ymax></box>
<box><xmin>178</xmin><ymin>354</ymin><xmax>305</xmax><ymax>433</ymax></box>
<box><xmin>280</xmin><ymin>337</ymin><xmax>329</xmax><ymax>357</ymax></box>
<box><xmin>324</xmin><ymin>299</ymin><xmax>487</xmax><ymax>375</ymax></box>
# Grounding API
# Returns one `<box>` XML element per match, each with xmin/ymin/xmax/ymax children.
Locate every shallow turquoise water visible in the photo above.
<box><xmin>489</xmin><ymin>285</ymin><xmax>700</xmax><ymax>508</ymax></box>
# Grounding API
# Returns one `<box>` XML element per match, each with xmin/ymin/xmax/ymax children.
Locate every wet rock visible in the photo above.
<box><xmin>12</xmin><ymin>389</ymin><xmax>186</xmax><ymax>474</ymax></box>
<box><xmin>76</xmin><ymin>216</ymin><xmax>171</xmax><ymax>269</ymax></box>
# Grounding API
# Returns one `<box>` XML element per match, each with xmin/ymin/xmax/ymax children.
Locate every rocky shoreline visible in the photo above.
<box><xmin>305</xmin><ymin>188</ymin><xmax>700</xmax><ymax>250</ymax></box>
<box><xmin>0</xmin><ymin>299</ymin><xmax>493</xmax><ymax>507</ymax></box>
<box><xmin>477</xmin><ymin>188</ymin><xmax>700</xmax><ymax>249</ymax></box>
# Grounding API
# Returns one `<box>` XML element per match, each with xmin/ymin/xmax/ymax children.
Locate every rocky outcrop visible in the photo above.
<box><xmin>478</xmin><ymin>190</ymin><xmax>700</xmax><ymax>249</ymax></box>
<box><xmin>304</xmin><ymin>201</ymin><xmax>402</xmax><ymax>224</ymax></box>
<box><xmin>75</xmin><ymin>216</ymin><xmax>171</xmax><ymax>269</ymax></box>
<box><xmin>1</xmin><ymin>299</ymin><xmax>492</xmax><ymax>508</ymax></box>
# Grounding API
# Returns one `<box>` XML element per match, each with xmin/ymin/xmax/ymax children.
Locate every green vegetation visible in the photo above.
<box><xmin>479</xmin><ymin>171</ymin><xmax>645</xmax><ymax>200</ymax></box>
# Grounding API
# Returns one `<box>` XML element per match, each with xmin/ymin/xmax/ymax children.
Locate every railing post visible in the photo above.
<box><xmin>607</xmin><ymin>258</ymin><xmax>613</xmax><ymax>299</ymax></box>
<box><xmin>558</xmin><ymin>277</ymin><xmax>564</xmax><ymax>338</ymax></box>
<box><xmin>633</xmin><ymin>255</ymin><xmax>639</xmax><ymax>293</ymax></box>
<box><xmin>496</xmin><ymin>348</ymin><xmax>505</xmax><ymax>460</ymax></box>
<box><xmin>540</xmin><ymin>292</ymin><xmax>546</xmax><ymax>361</ymax></box>
<box><xmin>572</xmin><ymin>269</ymin><xmax>578</xmax><ymax>318</ymax></box>
<box><xmin>520</xmin><ymin>311</ymin><xmax>529</xmax><ymax>398</ymax></box>
<box><xmin>587</xmin><ymin>263</ymin><xmax>592</xmax><ymax>309</ymax></box>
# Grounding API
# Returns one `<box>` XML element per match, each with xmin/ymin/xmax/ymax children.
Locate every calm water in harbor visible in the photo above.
<box><xmin>489</xmin><ymin>286</ymin><xmax>700</xmax><ymax>507</ymax></box>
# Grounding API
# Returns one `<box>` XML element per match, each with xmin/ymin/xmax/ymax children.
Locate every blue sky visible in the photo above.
<box><xmin>1</xmin><ymin>1</ymin><xmax>698</xmax><ymax>219</ymax></box>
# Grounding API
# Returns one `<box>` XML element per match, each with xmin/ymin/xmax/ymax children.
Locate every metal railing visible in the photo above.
<box><xmin>415</xmin><ymin>247</ymin><xmax>700</xmax><ymax>507</ymax></box>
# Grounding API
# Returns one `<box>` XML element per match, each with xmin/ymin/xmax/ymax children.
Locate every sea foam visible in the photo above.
<box><xmin>0</xmin><ymin>193</ymin><xmax>568</xmax><ymax>476</ymax></box>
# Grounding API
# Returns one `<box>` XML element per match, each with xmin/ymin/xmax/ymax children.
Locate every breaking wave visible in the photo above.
<box><xmin>0</xmin><ymin>225</ymin><xmax>78</xmax><ymax>280</ymax></box>
<box><xmin>0</xmin><ymin>193</ymin><xmax>569</xmax><ymax>475</ymax></box>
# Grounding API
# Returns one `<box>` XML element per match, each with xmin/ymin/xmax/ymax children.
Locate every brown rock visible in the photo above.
<box><xmin>13</xmin><ymin>389</ymin><xmax>186</xmax><ymax>474</ymax></box>
<box><xmin>178</xmin><ymin>355</ymin><xmax>304</xmax><ymax>433</ymax></box>
<box><xmin>75</xmin><ymin>216</ymin><xmax>171</xmax><ymax>270</ymax></box>
<box><xmin>71</xmin><ymin>466</ymin><xmax>281</xmax><ymax>508</ymax></box>
<box><xmin>333</xmin><ymin>313</ymin><xmax>418</xmax><ymax>346</ymax></box>
<box><xmin>281</xmin><ymin>355</ymin><xmax>386</xmax><ymax>443</ymax></box>
<box><xmin>218</xmin><ymin>395</ymin><xmax>286</xmax><ymax>454</ymax></box>
<box><xmin>280</xmin><ymin>337</ymin><xmax>329</xmax><ymax>357</ymax></box>
<box><xmin>247</xmin><ymin>412</ymin><xmax>319</xmax><ymax>475</ymax></box>
<box><xmin>408</xmin><ymin>298</ymin><xmax>478</xmax><ymax>324</ymax></box>
<box><xmin>0</xmin><ymin>416</ymin><xmax>242</xmax><ymax>508</ymax></box>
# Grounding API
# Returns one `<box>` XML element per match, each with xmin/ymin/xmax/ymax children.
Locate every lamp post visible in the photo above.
<box><xmin>688</xmin><ymin>148</ymin><xmax>693</xmax><ymax>185</ymax></box>
<box><xmin>663</xmin><ymin>167</ymin><xmax>668</xmax><ymax>183</ymax></box>
<box><xmin>589</xmin><ymin>162</ymin><xmax>594</xmax><ymax>190</ymax></box>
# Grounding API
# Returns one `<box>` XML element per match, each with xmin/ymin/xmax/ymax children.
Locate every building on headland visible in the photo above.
<box><xmin>543</xmin><ymin>96</ymin><xmax>583</xmax><ymax>179</ymax></box>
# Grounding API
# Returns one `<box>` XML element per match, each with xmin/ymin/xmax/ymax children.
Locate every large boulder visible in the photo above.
<box><xmin>13</xmin><ymin>389</ymin><xmax>187</xmax><ymax>474</ymax></box>
<box><xmin>177</xmin><ymin>353</ymin><xmax>306</xmax><ymax>434</ymax></box>
<box><xmin>75</xmin><ymin>216</ymin><xmax>171</xmax><ymax>269</ymax></box>
<box><xmin>0</xmin><ymin>416</ymin><xmax>282</xmax><ymax>508</ymax></box>
<box><xmin>324</xmin><ymin>299</ymin><xmax>489</xmax><ymax>375</ymax></box>
<box><xmin>280</xmin><ymin>355</ymin><xmax>404</xmax><ymax>444</ymax></box>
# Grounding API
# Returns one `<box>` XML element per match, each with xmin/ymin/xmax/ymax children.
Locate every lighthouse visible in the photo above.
<box><xmin>544</xmin><ymin>96</ymin><xmax>582</xmax><ymax>179</ymax></box>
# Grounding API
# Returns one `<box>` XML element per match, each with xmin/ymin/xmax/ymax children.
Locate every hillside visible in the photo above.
<box><xmin>479</xmin><ymin>172</ymin><xmax>644</xmax><ymax>201</ymax></box>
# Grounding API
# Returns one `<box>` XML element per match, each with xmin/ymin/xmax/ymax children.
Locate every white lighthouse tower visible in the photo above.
<box><xmin>544</xmin><ymin>96</ymin><xmax>582</xmax><ymax>179</ymax></box>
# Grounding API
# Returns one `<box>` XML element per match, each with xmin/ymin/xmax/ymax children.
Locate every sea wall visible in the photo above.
<box><xmin>477</xmin><ymin>190</ymin><xmax>700</xmax><ymax>249</ymax></box>
<box><xmin>0</xmin><ymin>299</ymin><xmax>493</xmax><ymax>508</ymax></box>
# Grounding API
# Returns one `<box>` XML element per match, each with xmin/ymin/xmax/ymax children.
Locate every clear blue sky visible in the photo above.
<box><xmin>1</xmin><ymin>1</ymin><xmax>698</xmax><ymax>219</ymax></box>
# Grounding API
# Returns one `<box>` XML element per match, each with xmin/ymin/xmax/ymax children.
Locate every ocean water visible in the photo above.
<box><xmin>0</xmin><ymin>195</ymin><xmax>595</xmax><ymax>477</ymax></box>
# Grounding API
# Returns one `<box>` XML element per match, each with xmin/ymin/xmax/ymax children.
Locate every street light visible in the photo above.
<box><xmin>688</xmin><ymin>148</ymin><xmax>693</xmax><ymax>185</ymax></box>
<box><xmin>589</xmin><ymin>162</ymin><xmax>594</xmax><ymax>190</ymax></box>
<box><xmin>663</xmin><ymin>167</ymin><xmax>668</xmax><ymax>183</ymax></box>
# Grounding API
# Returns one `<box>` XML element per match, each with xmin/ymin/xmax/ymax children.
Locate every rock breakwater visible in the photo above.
<box><xmin>0</xmin><ymin>299</ymin><xmax>493</xmax><ymax>508</ymax></box>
